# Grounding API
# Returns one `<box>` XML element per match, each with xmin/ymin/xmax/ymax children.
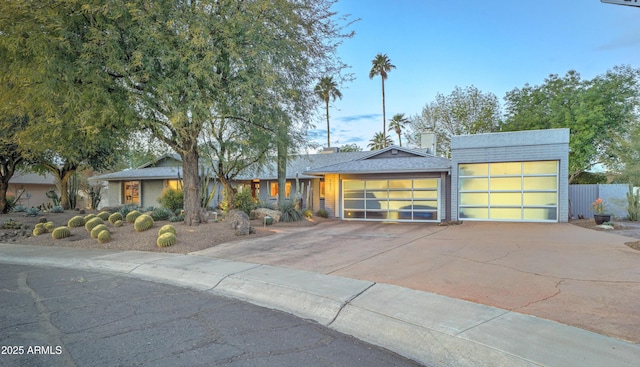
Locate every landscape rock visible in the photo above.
<box><xmin>226</xmin><ymin>210</ymin><xmax>255</xmax><ymax>236</ymax></box>
<box><xmin>251</xmin><ymin>208</ymin><xmax>282</xmax><ymax>223</ymax></box>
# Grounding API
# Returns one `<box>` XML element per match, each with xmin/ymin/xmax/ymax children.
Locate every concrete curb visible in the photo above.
<box><xmin>1</xmin><ymin>244</ymin><xmax>639</xmax><ymax>367</ymax></box>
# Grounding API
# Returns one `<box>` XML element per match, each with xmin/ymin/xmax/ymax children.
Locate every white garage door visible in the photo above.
<box><xmin>342</xmin><ymin>178</ymin><xmax>440</xmax><ymax>222</ymax></box>
<box><xmin>458</xmin><ymin>161</ymin><xmax>558</xmax><ymax>222</ymax></box>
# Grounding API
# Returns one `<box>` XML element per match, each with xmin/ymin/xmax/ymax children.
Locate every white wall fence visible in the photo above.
<box><xmin>569</xmin><ymin>184</ymin><xmax>634</xmax><ymax>220</ymax></box>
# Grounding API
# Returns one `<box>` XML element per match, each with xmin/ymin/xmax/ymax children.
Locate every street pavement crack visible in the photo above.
<box><xmin>17</xmin><ymin>272</ymin><xmax>78</xmax><ymax>367</ymax></box>
<box><xmin>327</xmin><ymin>282</ymin><xmax>376</xmax><ymax>327</ymax></box>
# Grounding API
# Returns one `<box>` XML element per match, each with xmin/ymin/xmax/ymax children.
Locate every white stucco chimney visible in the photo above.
<box><xmin>421</xmin><ymin>131</ymin><xmax>436</xmax><ymax>155</ymax></box>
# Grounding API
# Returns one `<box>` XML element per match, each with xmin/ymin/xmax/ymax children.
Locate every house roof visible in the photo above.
<box><xmin>91</xmin><ymin>146</ymin><xmax>451</xmax><ymax>182</ymax></box>
<box><xmin>9</xmin><ymin>171</ymin><xmax>57</xmax><ymax>185</ymax></box>
<box><xmin>306</xmin><ymin>146</ymin><xmax>451</xmax><ymax>175</ymax></box>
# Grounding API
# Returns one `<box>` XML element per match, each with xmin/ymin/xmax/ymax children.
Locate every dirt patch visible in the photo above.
<box><xmin>0</xmin><ymin>210</ymin><xmax>329</xmax><ymax>254</ymax></box>
<box><xmin>569</xmin><ymin>218</ymin><xmax>627</xmax><ymax>231</ymax></box>
<box><xmin>625</xmin><ymin>241</ymin><xmax>640</xmax><ymax>251</ymax></box>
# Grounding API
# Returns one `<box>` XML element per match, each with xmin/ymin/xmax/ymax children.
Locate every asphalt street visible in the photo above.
<box><xmin>0</xmin><ymin>264</ymin><xmax>423</xmax><ymax>367</ymax></box>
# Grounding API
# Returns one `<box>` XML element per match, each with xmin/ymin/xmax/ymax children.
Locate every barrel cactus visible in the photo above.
<box><xmin>158</xmin><ymin>224</ymin><xmax>176</xmax><ymax>236</ymax></box>
<box><xmin>126</xmin><ymin>210</ymin><xmax>142</xmax><ymax>223</ymax></box>
<box><xmin>97</xmin><ymin>211</ymin><xmax>110</xmax><ymax>220</ymax></box>
<box><xmin>108</xmin><ymin>212</ymin><xmax>123</xmax><ymax>224</ymax></box>
<box><xmin>133</xmin><ymin>214</ymin><xmax>154</xmax><ymax>232</ymax></box>
<box><xmin>97</xmin><ymin>230</ymin><xmax>111</xmax><ymax>243</ymax></box>
<box><xmin>156</xmin><ymin>233</ymin><xmax>177</xmax><ymax>247</ymax></box>
<box><xmin>85</xmin><ymin>217</ymin><xmax>104</xmax><ymax>232</ymax></box>
<box><xmin>44</xmin><ymin>222</ymin><xmax>55</xmax><ymax>233</ymax></box>
<box><xmin>51</xmin><ymin>226</ymin><xmax>71</xmax><ymax>239</ymax></box>
<box><xmin>90</xmin><ymin>224</ymin><xmax>109</xmax><ymax>238</ymax></box>
<box><xmin>68</xmin><ymin>215</ymin><xmax>85</xmax><ymax>228</ymax></box>
<box><xmin>32</xmin><ymin>226</ymin><xmax>46</xmax><ymax>236</ymax></box>
<box><xmin>113</xmin><ymin>220</ymin><xmax>123</xmax><ymax>227</ymax></box>
<box><xmin>84</xmin><ymin>214</ymin><xmax>96</xmax><ymax>221</ymax></box>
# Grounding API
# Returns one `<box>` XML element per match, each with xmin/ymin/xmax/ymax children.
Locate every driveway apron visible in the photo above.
<box><xmin>194</xmin><ymin>221</ymin><xmax>640</xmax><ymax>343</ymax></box>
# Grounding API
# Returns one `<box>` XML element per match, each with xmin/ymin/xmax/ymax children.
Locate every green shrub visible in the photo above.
<box><xmin>118</xmin><ymin>204</ymin><xmax>139</xmax><ymax>217</ymax></box>
<box><xmin>97</xmin><ymin>211</ymin><xmax>110</xmax><ymax>220</ymax></box>
<box><xmin>157</xmin><ymin>232</ymin><xmax>177</xmax><ymax>247</ymax></box>
<box><xmin>151</xmin><ymin>207</ymin><xmax>173</xmax><ymax>221</ymax></box>
<box><xmin>280</xmin><ymin>201</ymin><xmax>303</xmax><ymax>222</ymax></box>
<box><xmin>133</xmin><ymin>214</ymin><xmax>154</xmax><ymax>232</ymax></box>
<box><xmin>50</xmin><ymin>205</ymin><xmax>64</xmax><ymax>213</ymax></box>
<box><xmin>316</xmin><ymin>208</ymin><xmax>329</xmax><ymax>218</ymax></box>
<box><xmin>303</xmin><ymin>209</ymin><xmax>313</xmax><ymax>218</ymax></box>
<box><xmin>91</xmin><ymin>224</ymin><xmax>109</xmax><ymax>238</ymax></box>
<box><xmin>85</xmin><ymin>217</ymin><xmax>104</xmax><ymax>232</ymax></box>
<box><xmin>68</xmin><ymin>215</ymin><xmax>85</xmax><ymax>228</ymax></box>
<box><xmin>233</xmin><ymin>190</ymin><xmax>257</xmax><ymax>215</ymax></box>
<box><xmin>24</xmin><ymin>207</ymin><xmax>40</xmax><ymax>217</ymax></box>
<box><xmin>125</xmin><ymin>210</ymin><xmax>142</xmax><ymax>223</ymax></box>
<box><xmin>51</xmin><ymin>226</ymin><xmax>71</xmax><ymax>239</ymax></box>
<box><xmin>158</xmin><ymin>188</ymin><xmax>184</xmax><ymax>212</ymax></box>
<box><xmin>97</xmin><ymin>230</ymin><xmax>111</xmax><ymax>243</ymax></box>
<box><xmin>169</xmin><ymin>213</ymin><xmax>185</xmax><ymax>222</ymax></box>
<box><xmin>108</xmin><ymin>212</ymin><xmax>123</xmax><ymax>224</ymax></box>
<box><xmin>158</xmin><ymin>224</ymin><xmax>177</xmax><ymax>236</ymax></box>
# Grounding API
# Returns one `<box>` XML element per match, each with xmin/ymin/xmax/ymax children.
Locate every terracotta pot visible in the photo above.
<box><xmin>594</xmin><ymin>214</ymin><xmax>611</xmax><ymax>225</ymax></box>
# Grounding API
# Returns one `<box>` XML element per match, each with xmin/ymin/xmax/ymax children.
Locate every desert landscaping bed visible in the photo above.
<box><xmin>0</xmin><ymin>210</ymin><xmax>326</xmax><ymax>254</ymax></box>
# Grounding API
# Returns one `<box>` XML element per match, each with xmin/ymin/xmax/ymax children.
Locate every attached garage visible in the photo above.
<box><xmin>458</xmin><ymin>161</ymin><xmax>558</xmax><ymax>222</ymax></box>
<box><xmin>343</xmin><ymin>178</ymin><xmax>440</xmax><ymax>222</ymax></box>
<box><xmin>451</xmin><ymin>128</ymin><xmax>570</xmax><ymax>223</ymax></box>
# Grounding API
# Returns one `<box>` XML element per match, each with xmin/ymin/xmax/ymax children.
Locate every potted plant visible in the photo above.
<box><xmin>592</xmin><ymin>198</ymin><xmax>611</xmax><ymax>225</ymax></box>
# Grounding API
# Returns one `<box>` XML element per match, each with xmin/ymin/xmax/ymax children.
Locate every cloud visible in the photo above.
<box><xmin>337</xmin><ymin>114</ymin><xmax>381</xmax><ymax>123</ymax></box>
<box><xmin>306</xmin><ymin>129</ymin><xmax>326</xmax><ymax>139</ymax></box>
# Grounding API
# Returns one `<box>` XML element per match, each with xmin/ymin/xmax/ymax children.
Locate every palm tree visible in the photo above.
<box><xmin>388</xmin><ymin>113</ymin><xmax>408</xmax><ymax>147</ymax></box>
<box><xmin>369</xmin><ymin>53</ymin><xmax>395</xmax><ymax>148</ymax></box>
<box><xmin>368</xmin><ymin>131</ymin><xmax>393</xmax><ymax>151</ymax></box>
<box><xmin>314</xmin><ymin>76</ymin><xmax>342</xmax><ymax>148</ymax></box>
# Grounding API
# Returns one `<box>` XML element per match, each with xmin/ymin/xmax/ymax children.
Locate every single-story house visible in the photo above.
<box><xmin>91</xmin><ymin>128</ymin><xmax>569</xmax><ymax>223</ymax></box>
<box><xmin>8</xmin><ymin>170</ymin><xmax>58</xmax><ymax>208</ymax></box>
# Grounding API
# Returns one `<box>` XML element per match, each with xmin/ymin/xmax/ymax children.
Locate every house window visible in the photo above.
<box><xmin>166</xmin><ymin>179</ymin><xmax>182</xmax><ymax>191</ymax></box>
<box><xmin>320</xmin><ymin>180</ymin><xmax>325</xmax><ymax>198</ymax></box>
<box><xmin>124</xmin><ymin>181</ymin><xmax>140</xmax><ymax>205</ymax></box>
<box><xmin>270</xmin><ymin>182</ymin><xmax>291</xmax><ymax>197</ymax></box>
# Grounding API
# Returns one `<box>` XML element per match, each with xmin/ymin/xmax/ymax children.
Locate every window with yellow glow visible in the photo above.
<box><xmin>166</xmin><ymin>180</ymin><xmax>182</xmax><ymax>191</ymax></box>
<box><xmin>270</xmin><ymin>182</ymin><xmax>291</xmax><ymax>197</ymax></box>
<box><xmin>319</xmin><ymin>181</ymin><xmax>325</xmax><ymax>198</ymax></box>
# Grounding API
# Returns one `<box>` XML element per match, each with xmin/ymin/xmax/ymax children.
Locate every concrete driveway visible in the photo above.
<box><xmin>194</xmin><ymin>221</ymin><xmax>640</xmax><ymax>343</ymax></box>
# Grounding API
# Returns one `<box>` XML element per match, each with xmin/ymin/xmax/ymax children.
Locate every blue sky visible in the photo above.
<box><xmin>306</xmin><ymin>0</ymin><xmax>640</xmax><ymax>150</ymax></box>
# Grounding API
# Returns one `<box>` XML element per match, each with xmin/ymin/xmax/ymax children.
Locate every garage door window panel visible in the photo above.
<box><xmin>460</xmin><ymin>164</ymin><xmax>488</xmax><ymax>176</ymax></box>
<box><xmin>459</xmin><ymin>207</ymin><xmax>488</xmax><ymax>219</ymax></box>
<box><xmin>460</xmin><ymin>178</ymin><xmax>488</xmax><ymax>191</ymax></box>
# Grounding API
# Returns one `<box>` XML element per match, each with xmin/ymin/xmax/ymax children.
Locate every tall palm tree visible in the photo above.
<box><xmin>314</xmin><ymin>76</ymin><xmax>342</xmax><ymax>148</ymax></box>
<box><xmin>387</xmin><ymin>113</ymin><xmax>409</xmax><ymax>147</ymax></box>
<box><xmin>369</xmin><ymin>53</ymin><xmax>395</xmax><ymax>148</ymax></box>
<box><xmin>368</xmin><ymin>131</ymin><xmax>393</xmax><ymax>151</ymax></box>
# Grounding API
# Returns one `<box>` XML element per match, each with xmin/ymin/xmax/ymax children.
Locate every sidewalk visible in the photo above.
<box><xmin>1</xmin><ymin>243</ymin><xmax>639</xmax><ymax>367</ymax></box>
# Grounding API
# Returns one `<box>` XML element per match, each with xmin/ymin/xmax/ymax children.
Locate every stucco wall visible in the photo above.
<box><xmin>451</xmin><ymin>128</ymin><xmax>570</xmax><ymax>222</ymax></box>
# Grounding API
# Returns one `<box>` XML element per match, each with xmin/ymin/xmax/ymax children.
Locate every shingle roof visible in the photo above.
<box><xmin>91</xmin><ymin>166</ymin><xmax>183</xmax><ymax>181</ymax></box>
<box><xmin>306</xmin><ymin>154</ymin><xmax>451</xmax><ymax>175</ymax></box>
<box><xmin>9</xmin><ymin>171</ymin><xmax>57</xmax><ymax>185</ymax></box>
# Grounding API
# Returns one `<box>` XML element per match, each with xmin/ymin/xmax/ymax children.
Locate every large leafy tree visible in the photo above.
<box><xmin>368</xmin><ymin>132</ymin><xmax>393</xmax><ymax>151</ymax></box>
<box><xmin>406</xmin><ymin>86</ymin><xmax>501</xmax><ymax>157</ymax></box>
<box><xmin>314</xmin><ymin>76</ymin><xmax>343</xmax><ymax>148</ymax></box>
<box><xmin>0</xmin><ymin>0</ymin><xmax>131</xmax><ymax>209</ymax></box>
<box><xmin>0</xmin><ymin>116</ymin><xmax>28</xmax><ymax>213</ymax></box>
<box><xmin>369</xmin><ymin>54</ymin><xmax>395</xmax><ymax>147</ymax></box>
<box><xmin>501</xmin><ymin>67</ymin><xmax>640</xmax><ymax>182</ymax></box>
<box><xmin>82</xmin><ymin>0</ymin><xmax>352</xmax><ymax>224</ymax></box>
<box><xmin>388</xmin><ymin>113</ymin><xmax>409</xmax><ymax>147</ymax></box>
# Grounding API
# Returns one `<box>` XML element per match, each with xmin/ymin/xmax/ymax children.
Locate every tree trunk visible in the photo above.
<box><xmin>326</xmin><ymin>99</ymin><xmax>330</xmax><ymax>148</ymax></box>
<box><xmin>381</xmin><ymin>77</ymin><xmax>386</xmax><ymax>147</ymax></box>
<box><xmin>182</xmin><ymin>150</ymin><xmax>205</xmax><ymax>225</ymax></box>
<box><xmin>0</xmin><ymin>179</ymin><xmax>10</xmax><ymax>214</ymax></box>
<box><xmin>58</xmin><ymin>170</ymin><xmax>73</xmax><ymax>210</ymax></box>
<box><xmin>219</xmin><ymin>176</ymin><xmax>235</xmax><ymax>210</ymax></box>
